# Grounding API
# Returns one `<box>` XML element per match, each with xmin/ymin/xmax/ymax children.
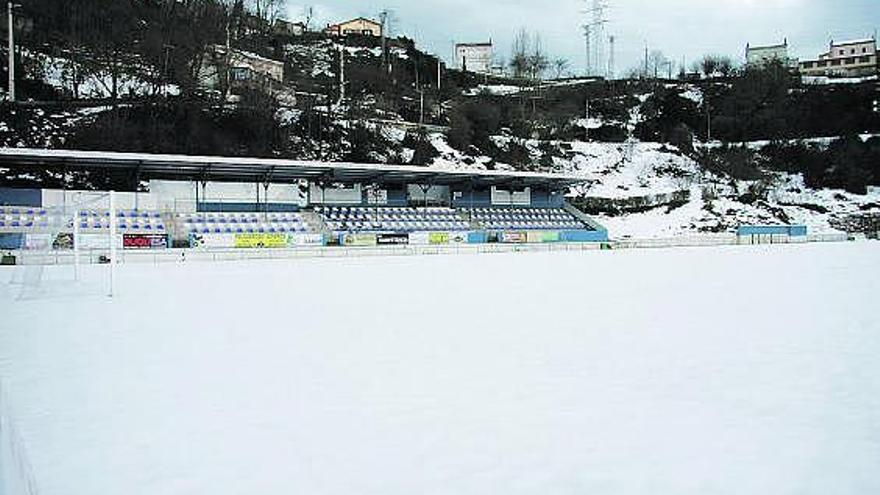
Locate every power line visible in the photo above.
<box><xmin>581</xmin><ymin>0</ymin><xmax>610</xmax><ymax>78</ymax></box>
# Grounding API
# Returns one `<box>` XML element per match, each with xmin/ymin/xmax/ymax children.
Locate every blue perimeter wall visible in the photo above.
<box><xmin>737</xmin><ymin>225</ymin><xmax>807</xmax><ymax>237</ymax></box>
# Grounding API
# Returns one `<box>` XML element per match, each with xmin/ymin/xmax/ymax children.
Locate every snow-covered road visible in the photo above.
<box><xmin>1</xmin><ymin>243</ymin><xmax>879</xmax><ymax>494</ymax></box>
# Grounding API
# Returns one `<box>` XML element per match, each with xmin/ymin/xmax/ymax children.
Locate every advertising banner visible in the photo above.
<box><xmin>234</xmin><ymin>233</ymin><xmax>288</xmax><ymax>249</ymax></box>
<box><xmin>342</xmin><ymin>233</ymin><xmax>378</xmax><ymax>246</ymax></box>
<box><xmin>500</xmin><ymin>232</ymin><xmax>527</xmax><ymax>244</ymax></box>
<box><xmin>53</xmin><ymin>233</ymin><xmax>74</xmax><ymax>250</ymax></box>
<box><xmin>408</xmin><ymin>232</ymin><xmax>429</xmax><ymax>245</ymax></box>
<box><xmin>429</xmin><ymin>232</ymin><xmax>450</xmax><ymax>245</ymax></box>
<box><xmin>289</xmin><ymin>233</ymin><xmax>325</xmax><ymax>246</ymax></box>
<box><xmin>377</xmin><ymin>233</ymin><xmax>409</xmax><ymax>245</ymax></box>
<box><xmin>448</xmin><ymin>232</ymin><xmax>469</xmax><ymax>244</ymax></box>
<box><xmin>190</xmin><ymin>233</ymin><xmax>235</xmax><ymax>249</ymax></box>
<box><xmin>123</xmin><ymin>234</ymin><xmax>168</xmax><ymax>250</ymax></box>
<box><xmin>527</xmin><ymin>231</ymin><xmax>561</xmax><ymax>243</ymax></box>
<box><xmin>467</xmin><ymin>232</ymin><xmax>488</xmax><ymax>244</ymax></box>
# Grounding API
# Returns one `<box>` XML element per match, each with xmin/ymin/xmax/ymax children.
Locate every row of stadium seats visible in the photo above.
<box><xmin>188</xmin><ymin>224</ymin><xmax>309</xmax><ymax>234</ymax></box>
<box><xmin>1</xmin><ymin>207</ymin><xmax>49</xmax><ymax>216</ymax></box>
<box><xmin>316</xmin><ymin>206</ymin><xmax>471</xmax><ymax>232</ymax></box>
<box><xmin>1</xmin><ymin>207</ymin><xmax>166</xmax><ymax>233</ymax></box>
<box><xmin>462</xmin><ymin>208</ymin><xmax>586</xmax><ymax>230</ymax></box>
<box><xmin>79</xmin><ymin>210</ymin><xmax>163</xmax><ymax>219</ymax></box>
<box><xmin>175</xmin><ymin>212</ymin><xmax>309</xmax><ymax>235</ymax></box>
<box><xmin>177</xmin><ymin>213</ymin><xmax>305</xmax><ymax>224</ymax></box>
<box><xmin>77</xmin><ymin>217</ymin><xmax>166</xmax><ymax>233</ymax></box>
<box><xmin>2</xmin><ymin>206</ymin><xmax>49</xmax><ymax>230</ymax></box>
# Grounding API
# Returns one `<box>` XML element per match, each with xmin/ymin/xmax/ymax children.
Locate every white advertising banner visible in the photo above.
<box><xmin>289</xmin><ymin>234</ymin><xmax>325</xmax><ymax>246</ymax></box>
<box><xmin>408</xmin><ymin>232</ymin><xmax>430</xmax><ymax>245</ymax></box>
<box><xmin>448</xmin><ymin>231</ymin><xmax>470</xmax><ymax>244</ymax></box>
<box><xmin>190</xmin><ymin>233</ymin><xmax>236</xmax><ymax>249</ymax></box>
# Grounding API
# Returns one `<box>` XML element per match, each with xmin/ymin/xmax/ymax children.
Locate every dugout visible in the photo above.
<box><xmin>737</xmin><ymin>225</ymin><xmax>808</xmax><ymax>245</ymax></box>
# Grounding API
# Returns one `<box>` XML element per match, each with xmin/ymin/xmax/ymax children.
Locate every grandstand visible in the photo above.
<box><xmin>0</xmin><ymin>148</ymin><xmax>608</xmax><ymax>253</ymax></box>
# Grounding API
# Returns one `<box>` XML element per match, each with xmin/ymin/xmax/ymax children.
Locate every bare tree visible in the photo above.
<box><xmin>249</xmin><ymin>0</ymin><xmax>286</xmax><ymax>35</ymax></box>
<box><xmin>510</xmin><ymin>28</ymin><xmax>531</xmax><ymax>79</ymax></box>
<box><xmin>648</xmin><ymin>50</ymin><xmax>668</xmax><ymax>79</ymax></box>
<box><xmin>717</xmin><ymin>56</ymin><xmax>735</xmax><ymax>77</ymax></box>
<box><xmin>624</xmin><ymin>66</ymin><xmax>643</xmax><ymax>80</ymax></box>
<box><xmin>528</xmin><ymin>33</ymin><xmax>549</xmax><ymax>80</ymax></box>
<box><xmin>552</xmin><ymin>58</ymin><xmax>570</xmax><ymax>79</ymax></box>
<box><xmin>700</xmin><ymin>55</ymin><xmax>720</xmax><ymax>78</ymax></box>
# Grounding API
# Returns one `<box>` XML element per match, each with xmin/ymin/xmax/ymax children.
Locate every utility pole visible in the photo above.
<box><xmin>419</xmin><ymin>89</ymin><xmax>425</xmax><ymax>127</ymax></box>
<box><xmin>644</xmin><ymin>44</ymin><xmax>648</xmax><ymax>79</ymax></box>
<box><xmin>414</xmin><ymin>53</ymin><xmax>420</xmax><ymax>90</ymax></box>
<box><xmin>583</xmin><ymin>24</ymin><xmax>591</xmax><ymax>76</ymax></box>
<box><xmin>223</xmin><ymin>15</ymin><xmax>232</xmax><ymax>103</ymax></box>
<box><xmin>608</xmin><ymin>35</ymin><xmax>615</xmax><ymax>79</ymax></box>
<box><xmin>706</xmin><ymin>94</ymin><xmax>712</xmax><ymax>142</ymax></box>
<box><xmin>436</xmin><ymin>58</ymin><xmax>441</xmax><ymax>90</ymax></box>
<box><xmin>585</xmin><ymin>98</ymin><xmax>590</xmax><ymax>141</ymax></box>
<box><xmin>7</xmin><ymin>2</ymin><xmax>15</xmax><ymax>102</ymax></box>
<box><xmin>379</xmin><ymin>10</ymin><xmax>391</xmax><ymax>75</ymax></box>
<box><xmin>337</xmin><ymin>45</ymin><xmax>345</xmax><ymax>107</ymax></box>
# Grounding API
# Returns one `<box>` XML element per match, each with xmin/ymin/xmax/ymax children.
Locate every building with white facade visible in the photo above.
<box><xmin>746</xmin><ymin>39</ymin><xmax>795</xmax><ymax>67</ymax></box>
<box><xmin>799</xmin><ymin>38</ymin><xmax>878</xmax><ymax>77</ymax></box>
<box><xmin>199</xmin><ymin>45</ymin><xmax>285</xmax><ymax>91</ymax></box>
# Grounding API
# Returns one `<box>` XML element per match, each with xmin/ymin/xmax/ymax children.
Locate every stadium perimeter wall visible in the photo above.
<box><xmin>3</xmin><ymin>233</ymin><xmax>852</xmax><ymax>266</ymax></box>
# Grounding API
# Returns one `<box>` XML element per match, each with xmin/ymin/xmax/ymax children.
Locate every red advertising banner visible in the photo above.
<box><xmin>123</xmin><ymin>234</ymin><xmax>168</xmax><ymax>250</ymax></box>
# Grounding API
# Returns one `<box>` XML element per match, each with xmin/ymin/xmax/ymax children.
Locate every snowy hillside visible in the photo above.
<box><xmin>413</xmin><ymin>131</ymin><xmax>879</xmax><ymax>238</ymax></box>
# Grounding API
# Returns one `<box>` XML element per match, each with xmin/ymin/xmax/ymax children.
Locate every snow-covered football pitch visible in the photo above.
<box><xmin>1</xmin><ymin>242</ymin><xmax>879</xmax><ymax>495</ymax></box>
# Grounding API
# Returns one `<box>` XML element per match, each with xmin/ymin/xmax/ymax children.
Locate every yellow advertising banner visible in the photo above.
<box><xmin>429</xmin><ymin>232</ymin><xmax>450</xmax><ymax>245</ymax></box>
<box><xmin>234</xmin><ymin>233</ymin><xmax>289</xmax><ymax>249</ymax></box>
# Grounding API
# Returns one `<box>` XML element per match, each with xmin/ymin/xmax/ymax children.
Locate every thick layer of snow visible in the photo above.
<box><xmin>564</xmin><ymin>141</ymin><xmax>698</xmax><ymax>199</ymax></box>
<box><xmin>1</xmin><ymin>243</ymin><xmax>880</xmax><ymax>494</ymax></box>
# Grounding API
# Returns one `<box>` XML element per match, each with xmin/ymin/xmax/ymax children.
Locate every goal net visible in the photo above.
<box><xmin>7</xmin><ymin>192</ymin><xmax>119</xmax><ymax>300</ymax></box>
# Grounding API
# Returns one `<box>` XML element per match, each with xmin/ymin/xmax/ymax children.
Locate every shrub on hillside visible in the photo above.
<box><xmin>447</xmin><ymin>99</ymin><xmax>501</xmax><ymax>152</ymax></box>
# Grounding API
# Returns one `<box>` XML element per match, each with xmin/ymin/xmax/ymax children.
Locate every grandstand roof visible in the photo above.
<box><xmin>0</xmin><ymin>148</ymin><xmax>588</xmax><ymax>188</ymax></box>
